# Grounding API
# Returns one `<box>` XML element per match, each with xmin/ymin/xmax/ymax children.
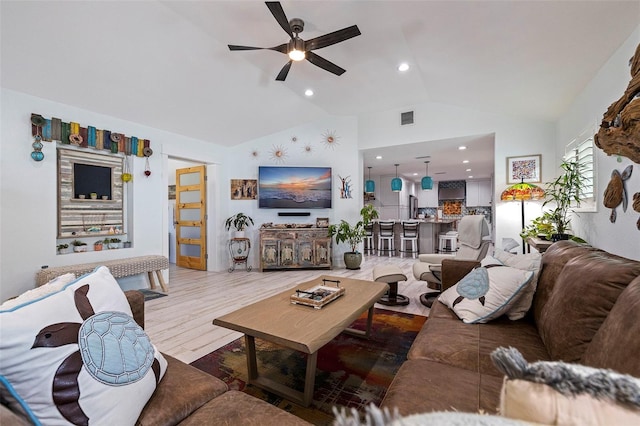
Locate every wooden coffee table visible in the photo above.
<box><xmin>212</xmin><ymin>275</ymin><xmax>388</xmax><ymax>407</ymax></box>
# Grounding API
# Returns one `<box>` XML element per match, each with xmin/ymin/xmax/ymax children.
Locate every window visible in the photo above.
<box><xmin>564</xmin><ymin>124</ymin><xmax>597</xmax><ymax>212</ymax></box>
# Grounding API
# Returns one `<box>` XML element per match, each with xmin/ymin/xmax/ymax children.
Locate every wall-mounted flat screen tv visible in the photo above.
<box><xmin>259</xmin><ymin>166</ymin><xmax>332</xmax><ymax>209</ymax></box>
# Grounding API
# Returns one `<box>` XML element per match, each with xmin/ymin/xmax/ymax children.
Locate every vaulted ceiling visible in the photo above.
<box><xmin>2</xmin><ymin>1</ymin><xmax>638</xmax><ymax>176</ymax></box>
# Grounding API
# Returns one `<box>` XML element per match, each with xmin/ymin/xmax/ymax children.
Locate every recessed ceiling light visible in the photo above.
<box><xmin>466</xmin><ymin>168</ymin><xmax>471</xmax><ymax>172</ymax></box>
<box><xmin>412</xmin><ymin>172</ymin><xmax>418</xmax><ymax>176</ymax></box>
<box><xmin>376</xmin><ymin>155</ymin><xmax>382</xmax><ymax>159</ymax></box>
<box><xmin>398</xmin><ymin>63</ymin><xmax>410</xmax><ymax>72</ymax></box>
<box><xmin>463</xmin><ymin>160</ymin><xmax>469</xmax><ymax>164</ymax></box>
<box><xmin>468</xmin><ymin>175</ymin><xmax>474</xmax><ymax>179</ymax></box>
<box><xmin>458</xmin><ymin>146</ymin><xmax>467</xmax><ymax>150</ymax></box>
<box><xmin>304</xmin><ymin>89</ymin><xmax>314</xmax><ymax>97</ymax></box>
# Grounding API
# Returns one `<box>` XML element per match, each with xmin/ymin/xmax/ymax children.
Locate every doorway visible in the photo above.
<box><xmin>168</xmin><ymin>158</ymin><xmax>207</xmax><ymax>269</ymax></box>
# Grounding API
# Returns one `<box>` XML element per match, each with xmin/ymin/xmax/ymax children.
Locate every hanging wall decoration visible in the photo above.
<box><xmin>321</xmin><ymin>130</ymin><xmax>339</xmax><ymax>149</ymax></box>
<box><xmin>251</xmin><ymin>149</ymin><xmax>259</xmax><ymax>159</ymax></box>
<box><xmin>603</xmin><ymin>165</ymin><xmax>633</xmax><ymax>223</ymax></box>
<box><xmin>594</xmin><ymin>43</ymin><xmax>640</xmax><ymax>164</ymax></box>
<box><xmin>29</xmin><ymin>113</ymin><xmax>153</xmax><ymax>161</ymax></box>
<box><xmin>269</xmin><ymin>144</ymin><xmax>287</xmax><ymax>163</ymax></box>
<box><xmin>302</xmin><ymin>144</ymin><xmax>313</xmax><ymax>154</ymax></box>
<box><xmin>31</xmin><ymin>135</ymin><xmax>44</xmax><ymax>162</ymax></box>
<box><xmin>339</xmin><ymin>175</ymin><xmax>353</xmax><ymax>199</ymax></box>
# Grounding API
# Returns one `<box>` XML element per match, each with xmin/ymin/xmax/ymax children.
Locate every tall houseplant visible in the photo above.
<box><xmin>224</xmin><ymin>212</ymin><xmax>254</xmax><ymax>238</ymax></box>
<box><xmin>360</xmin><ymin>204</ymin><xmax>379</xmax><ymax>226</ymax></box>
<box><xmin>328</xmin><ymin>220</ymin><xmax>366</xmax><ymax>269</ymax></box>
<box><xmin>542</xmin><ymin>159</ymin><xmax>586</xmax><ymax>241</ymax></box>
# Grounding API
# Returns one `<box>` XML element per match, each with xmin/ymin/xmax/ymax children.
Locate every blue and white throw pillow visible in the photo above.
<box><xmin>439</xmin><ymin>256</ymin><xmax>534</xmax><ymax>324</ymax></box>
<box><xmin>0</xmin><ymin>266</ymin><xmax>167</xmax><ymax>425</ymax></box>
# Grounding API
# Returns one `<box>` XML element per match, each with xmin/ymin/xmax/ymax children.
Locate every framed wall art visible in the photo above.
<box><xmin>506</xmin><ymin>155</ymin><xmax>541</xmax><ymax>184</ymax></box>
<box><xmin>231</xmin><ymin>179</ymin><xmax>257</xmax><ymax>200</ymax></box>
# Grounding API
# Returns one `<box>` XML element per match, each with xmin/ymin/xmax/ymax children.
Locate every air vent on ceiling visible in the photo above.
<box><xmin>401</xmin><ymin>111</ymin><xmax>414</xmax><ymax>125</ymax></box>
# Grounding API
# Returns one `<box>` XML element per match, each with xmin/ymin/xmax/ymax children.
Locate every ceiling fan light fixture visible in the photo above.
<box><xmin>289</xmin><ymin>49</ymin><xmax>306</xmax><ymax>61</ymax></box>
<box><xmin>288</xmin><ymin>37</ymin><xmax>306</xmax><ymax>61</ymax></box>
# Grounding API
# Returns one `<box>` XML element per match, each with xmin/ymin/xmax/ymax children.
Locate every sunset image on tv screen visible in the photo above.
<box><xmin>258</xmin><ymin>166</ymin><xmax>332</xmax><ymax>209</ymax></box>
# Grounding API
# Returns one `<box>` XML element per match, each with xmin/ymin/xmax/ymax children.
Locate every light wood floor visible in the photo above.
<box><xmin>145</xmin><ymin>254</ymin><xmax>435</xmax><ymax>364</ymax></box>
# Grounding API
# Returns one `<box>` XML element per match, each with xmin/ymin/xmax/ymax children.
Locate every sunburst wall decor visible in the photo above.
<box><xmin>302</xmin><ymin>144</ymin><xmax>313</xmax><ymax>154</ymax></box>
<box><xmin>321</xmin><ymin>130</ymin><xmax>339</xmax><ymax>149</ymax></box>
<box><xmin>270</xmin><ymin>145</ymin><xmax>287</xmax><ymax>163</ymax></box>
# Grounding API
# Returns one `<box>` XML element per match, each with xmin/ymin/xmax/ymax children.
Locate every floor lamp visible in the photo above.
<box><xmin>500</xmin><ymin>178</ymin><xmax>545</xmax><ymax>253</ymax></box>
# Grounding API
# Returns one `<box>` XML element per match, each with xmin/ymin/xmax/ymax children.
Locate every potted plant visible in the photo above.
<box><xmin>328</xmin><ymin>220</ymin><xmax>366</xmax><ymax>270</ymax></box>
<box><xmin>360</xmin><ymin>204</ymin><xmax>379</xmax><ymax>226</ymax></box>
<box><xmin>109</xmin><ymin>238</ymin><xmax>121</xmax><ymax>249</ymax></box>
<box><xmin>542</xmin><ymin>159</ymin><xmax>586</xmax><ymax>241</ymax></box>
<box><xmin>93</xmin><ymin>240</ymin><xmax>103</xmax><ymax>251</ymax></box>
<box><xmin>520</xmin><ymin>211</ymin><xmax>555</xmax><ymax>241</ymax></box>
<box><xmin>71</xmin><ymin>240</ymin><xmax>88</xmax><ymax>252</ymax></box>
<box><xmin>57</xmin><ymin>243</ymin><xmax>69</xmax><ymax>254</ymax></box>
<box><xmin>123</xmin><ymin>241</ymin><xmax>132</xmax><ymax>248</ymax></box>
<box><xmin>224</xmin><ymin>213</ymin><xmax>254</xmax><ymax>238</ymax></box>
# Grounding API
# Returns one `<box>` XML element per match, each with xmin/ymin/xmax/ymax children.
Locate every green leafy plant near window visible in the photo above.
<box><xmin>522</xmin><ymin>159</ymin><xmax>588</xmax><ymax>242</ymax></box>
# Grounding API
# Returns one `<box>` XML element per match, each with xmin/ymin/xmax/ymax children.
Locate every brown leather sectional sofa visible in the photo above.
<box><xmin>1</xmin><ymin>290</ymin><xmax>310</xmax><ymax>426</ymax></box>
<box><xmin>381</xmin><ymin>240</ymin><xmax>640</xmax><ymax>416</ymax></box>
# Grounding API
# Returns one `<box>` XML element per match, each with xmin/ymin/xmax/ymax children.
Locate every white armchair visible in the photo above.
<box><xmin>413</xmin><ymin>215</ymin><xmax>492</xmax><ymax>306</ymax></box>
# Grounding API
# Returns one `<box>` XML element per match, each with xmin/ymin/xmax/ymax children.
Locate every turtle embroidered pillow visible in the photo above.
<box><xmin>439</xmin><ymin>256</ymin><xmax>534</xmax><ymax>324</ymax></box>
<box><xmin>0</xmin><ymin>266</ymin><xmax>168</xmax><ymax>425</ymax></box>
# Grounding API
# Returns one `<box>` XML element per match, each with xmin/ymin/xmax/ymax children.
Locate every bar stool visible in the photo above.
<box><xmin>377</xmin><ymin>220</ymin><xmax>396</xmax><ymax>257</ymax></box>
<box><xmin>438</xmin><ymin>231</ymin><xmax>458</xmax><ymax>253</ymax></box>
<box><xmin>399</xmin><ymin>221</ymin><xmax>419</xmax><ymax>258</ymax></box>
<box><xmin>363</xmin><ymin>222</ymin><xmax>375</xmax><ymax>255</ymax></box>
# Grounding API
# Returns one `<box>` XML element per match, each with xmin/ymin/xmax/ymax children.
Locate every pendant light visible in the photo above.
<box><xmin>365</xmin><ymin>166</ymin><xmax>375</xmax><ymax>194</ymax></box>
<box><xmin>421</xmin><ymin>161</ymin><xmax>433</xmax><ymax>190</ymax></box>
<box><xmin>391</xmin><ymin>164</ymin><xmax>402</xmax><ymax>192</ymax></box>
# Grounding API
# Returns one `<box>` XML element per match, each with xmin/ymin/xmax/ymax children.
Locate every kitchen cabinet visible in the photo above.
<box><xmin>417</xmin><ymin>182</ymin><xmax>439</xmax><ymax>207</ymax></box>
<box><xmin>466</xmin><ymin>179</ymin><xmax>492</xmax><ymax>206</ymax></box>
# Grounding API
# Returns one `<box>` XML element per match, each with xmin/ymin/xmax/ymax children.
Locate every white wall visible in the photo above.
<box><xmin>224</xmin><ymin>116</ymin><xmax>359</xmax><ymax>268</ymax></box>
<box><xmin>556</xmin><ymin>26</ymin><xmax>640</xmax><ymax>260</ymax></box>
<box><xmin>0</xmin><ymin>89</ymin><xmax>226</xmax><ymax>300</ymax></box>
<box><xmin>358</xmin><ymin>102</ymin><xmax>557</xmax><ymax>251</ymax></box>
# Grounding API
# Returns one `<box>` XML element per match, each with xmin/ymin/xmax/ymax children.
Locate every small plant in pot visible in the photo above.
<box><xmin>71</xmin><ymin>240</ymin><xmax>88</xmax><ymax>253</ymax></box>
<box><xmin>93</xmin><ymin>240</ymin><xmax>103</xmax><ymax>251</ymax></box>
<box><xmin>224</xmin><ymin>213</ymin><xmax>254</xmax><ymax>238</ymax></box>
<box><xmin>542</xmin><ymin>159</ymin><xmax>586</xmax><ymax>241</ymax></box>
<box><xmin>57</xmin><ymin>243</ymin><xmax>69</xmax><ymax>254</ymax></box>
<box><xmin>328</xmin><ymin>220</ymin><xmax>366</xmax><ymax>270</ymax></box>
<box><xmin>108</xmin><ymin>238</ymin><xmax>121</xmax><ymax>249</ymax></box>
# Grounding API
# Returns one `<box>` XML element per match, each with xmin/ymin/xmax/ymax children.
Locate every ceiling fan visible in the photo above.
<box><xmin>228</xmin><ymin>1</ymin><xmax>361</xmax><ymax>81</ymax></box>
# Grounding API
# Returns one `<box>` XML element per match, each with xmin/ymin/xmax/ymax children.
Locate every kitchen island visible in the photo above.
<box><xmin>371</xmin><ymin>219</ymin><xmax>458</xmax><ymax>255</ymax></box>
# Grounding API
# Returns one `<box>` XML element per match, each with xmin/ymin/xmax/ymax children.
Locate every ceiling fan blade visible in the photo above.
<box><xmin>268</xmin><ymin>43</ymin><xmax>289</xmax><ymax>54</ymax></box>
<box><xmin>276</xmin><ymin>61</ymin><xmax>293</xmax><ymax>81</ymax></box>
<box><xmin>305</xmin><ymin>51</ymin><xmax>346</xmax><ymax>76</ymax></box>
<box><xmin>266</xmin><ymin>2</ymin><xmax>293</xmax><ymax>38</ymax></box>
<box><xmin>228</xmin><ymin>45</ymin><xmax>267</xmax><ymax>51</ymax></box>
<box><xmin>305</xmin><ymin>25</ymin><xmax>361</xmax><ymax>51</ymax></box>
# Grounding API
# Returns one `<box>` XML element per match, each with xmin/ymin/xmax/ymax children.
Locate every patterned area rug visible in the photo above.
<box><xmin>190</xmin><ymin>308</ymin><xmax>427</xmax><ymax>425</ymax></box>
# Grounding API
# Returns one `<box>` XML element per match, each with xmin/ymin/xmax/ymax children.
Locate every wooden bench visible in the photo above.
<box><xmin>36</xmin><ymin>255</ymin><xmax>169</xmax><ymax>292</ymax></box>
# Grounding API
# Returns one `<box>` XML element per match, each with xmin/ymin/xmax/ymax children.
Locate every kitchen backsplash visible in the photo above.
<box><xmin>418</xmin><ymin>205</ymin><xmax>491</xmax><ymax>223</ymax></box>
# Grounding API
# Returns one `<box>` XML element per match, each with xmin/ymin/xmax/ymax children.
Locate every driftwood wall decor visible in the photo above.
<box><xmin>594</xmin><ymin>43</ymin><xmax>640</xmax><ymax>164</ymax></box>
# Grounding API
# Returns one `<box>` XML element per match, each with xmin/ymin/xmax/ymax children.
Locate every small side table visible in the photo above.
<box><xmin>526</xmin><ymin>237</ymin><xmax>552</xmax><ymax>254</ymax></box>
<box><xmin>228</xmin><ymin>238</ymin><xmax>251</xmax><ymax>272</ymax></box>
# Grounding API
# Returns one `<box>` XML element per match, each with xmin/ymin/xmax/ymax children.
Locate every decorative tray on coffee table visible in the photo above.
<box><xmin>290</xmin><ymin>278</ymin><xmax>345</xmax><ymax>309</ymax></box>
